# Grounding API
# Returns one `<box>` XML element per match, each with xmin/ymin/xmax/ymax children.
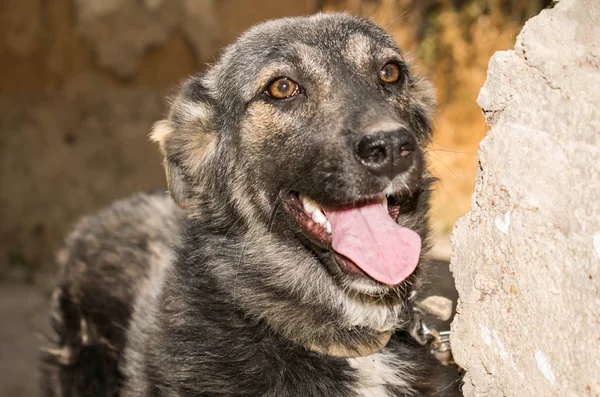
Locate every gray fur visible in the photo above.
<box><xmin>41</xmin><ymin>13</ymin><xmax>462</xmax><ymax>396</ymax></box>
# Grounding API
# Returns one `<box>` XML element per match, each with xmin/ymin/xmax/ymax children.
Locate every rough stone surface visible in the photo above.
<box><xmin>450</xmin><ymin>0</ymin><xmax>600</xmax><ymax>396</ymax></box>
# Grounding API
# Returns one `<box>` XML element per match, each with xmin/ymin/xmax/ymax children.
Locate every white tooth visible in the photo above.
<box><xmin>325</xmin><ymin>220</ymin><xmax>332</xmax><ymax>234</ymax></box>
<box><xmin>302</xmin><ymin>197</ymin><xmax>318</xmax><ymax>214</ymax></box>
<box><xmin>312</xmin><ymin>208</ymin><xmax>327</xmax><ymax>225</ymax></box>
<box><xmin>381</xmin><ymin>195</ymin><xmax>388</xmax><ymax>210</ymax></box>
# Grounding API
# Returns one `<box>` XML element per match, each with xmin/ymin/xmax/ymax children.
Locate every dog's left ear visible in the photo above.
<box><xmin>150</xmin><ymin>76</ymin><xmax>218</xmax><ymax>209</ymax></box>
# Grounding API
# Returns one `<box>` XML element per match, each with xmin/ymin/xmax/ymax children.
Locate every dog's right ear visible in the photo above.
<box><xmin>150</xmin><ymin>119</ymin><xmax>193</xmax><ymax>208</ymax></box>
<box><xmin>150</xmin><ymin>76</ymin><xmax>218</xmax><ymax>209</ymax></box>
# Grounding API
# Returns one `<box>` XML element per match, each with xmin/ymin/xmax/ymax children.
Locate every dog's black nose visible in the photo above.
<box><xmin>354</xmin><ymin>128</ymin><xmax>416</xmax><ymax>179</ymax></box>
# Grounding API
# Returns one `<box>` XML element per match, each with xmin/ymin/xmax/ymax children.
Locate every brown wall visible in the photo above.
<box><xmin>0</xmin><ymin>0</ymin><xmax>548</xmax><ymax>281</ymax></box>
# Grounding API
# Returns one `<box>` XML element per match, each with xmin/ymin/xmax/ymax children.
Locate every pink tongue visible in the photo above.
<box><xmin>323</xmin><ymin>201</ymin><xmax>421</xmax><ymax>285</ymax></box>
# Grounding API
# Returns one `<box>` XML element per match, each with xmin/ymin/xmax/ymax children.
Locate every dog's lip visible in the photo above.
<box><xmin>283</xmin><ymin>192</ymin><xmax>332</xmax><ymax>249</ymax></box>
<box><xmin>332</xmin><ymin>252</ymin><xmax>371</xmax><ymax>277</ymax></box>
<box><xmin>282</xmin><ymin>191</ymin><xmax>403</xmax><ymax>280</ymax></box>
<box><xmin>286</xmin><ymin>191</ymin><xmax>402</xmax><ymax>220</ymax></box>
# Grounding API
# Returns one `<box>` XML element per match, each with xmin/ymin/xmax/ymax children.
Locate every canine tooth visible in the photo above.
<box><xmin>302</xmin><ymin>196</ymin><xmax>318</xmax><ymax>214</ymax></box>
<box><xmin>312</xmin><ymin>208</ymin><xmax>327</xmax><ymax>225</ymax></box>
<box><xmin>381</xmin><ymin>195</ymin><xmax>388</xmax><ymax>210</ymax></box>
<box><xmin>325</xmin><ymin>220</ymin><xmax>332</xmax><ymax>234</ymax></box>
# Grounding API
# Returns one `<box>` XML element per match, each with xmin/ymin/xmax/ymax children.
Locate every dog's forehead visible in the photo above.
<box><xmin>241</xmin><ymin>13</ymin><xmax>396</xmax><ymax>51</ymax></box>
<box><xmin>208</xmin><ymin>14</ymin><xmax>401</xmax><ymax>100</ymax></box>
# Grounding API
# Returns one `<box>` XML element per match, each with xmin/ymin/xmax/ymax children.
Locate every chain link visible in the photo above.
<box><xmin>410</xmin><ymin>307</ymin><xmax>455</xmax><ymax>366</ymax></box>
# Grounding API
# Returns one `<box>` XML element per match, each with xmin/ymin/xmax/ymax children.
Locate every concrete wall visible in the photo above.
<box><xmin>450</xmin><ymin>0</ymin><xmax>600</xmax><ymax>395</ymax></box>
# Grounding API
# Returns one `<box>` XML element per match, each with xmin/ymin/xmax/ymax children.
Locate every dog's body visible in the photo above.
<box><xmin>42</xmin><ymin>14</ymin><xmax>462</xmax><ymax>396</ymax></box>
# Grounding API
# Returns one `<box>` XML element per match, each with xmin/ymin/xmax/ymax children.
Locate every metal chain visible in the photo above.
<box><xmin>410</xmin><ymin>307</ymin><xmax>455</xmax><ymax>366</ymax></box>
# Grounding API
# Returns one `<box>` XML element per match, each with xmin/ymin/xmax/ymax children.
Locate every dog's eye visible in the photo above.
<box><xmin>379</xmin><ymin>62</ymin><xmax>401</xmax><ymax>83</ymax></box>
<box><xmin>266</xmin><ymin>77</ymin><xmax>299</xmax><ymax>99</ymax></box>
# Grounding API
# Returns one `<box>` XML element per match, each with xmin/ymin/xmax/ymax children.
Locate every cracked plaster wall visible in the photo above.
<box><xmin>450</xmin><ymin>0</ymin><xmax>600</xmax><ymax>396</ymax></box>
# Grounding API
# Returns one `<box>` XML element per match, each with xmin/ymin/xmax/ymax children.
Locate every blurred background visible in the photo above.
<box><xmin>0</xmin><ymin>0</ymin><xmax>549</xmax><ymax>395</ymax></box>
<box><xmin>0</xmin><ymin>0</ymin><xmax>551</xmax><ymax>283</ymax></box>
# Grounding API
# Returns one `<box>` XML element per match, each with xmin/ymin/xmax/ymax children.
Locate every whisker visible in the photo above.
<box><xmin>382</xmin><ymin>9</ymin><xmax>410</xmax><ymax>30</ymax></box>
<box><xmin>426</xmin><ymin>148</ymin><xmax>477</xmax><ymax>155</ymax></box>
<box><xmin>431</xmin><ymin>374</ymin><xmax>463</xmax><ymax>396</ymax></box>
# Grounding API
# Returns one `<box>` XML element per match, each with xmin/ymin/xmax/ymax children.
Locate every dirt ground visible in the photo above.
<box><xmin>0</xmin><ymin>283</ymin><xmax>51</xmax><ymax>397</ymax></box>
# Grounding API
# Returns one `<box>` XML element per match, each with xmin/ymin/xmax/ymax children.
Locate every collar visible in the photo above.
<box><xmin>306</xmin><ymin>331</ymin><xmax>393</xmax><ymax>358</ymax></box>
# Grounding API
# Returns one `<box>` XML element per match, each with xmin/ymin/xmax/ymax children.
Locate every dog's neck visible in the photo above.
<box><xmin>178</xmin><ymin>217</ymin><xmax>406</xmax><ymax>359</ymax></box>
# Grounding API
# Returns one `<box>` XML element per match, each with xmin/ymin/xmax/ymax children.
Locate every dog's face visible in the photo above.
<box><xmin>153</xmin><ymin>14</ymin><xmax>435</xmax><ymax>336</ymax></box>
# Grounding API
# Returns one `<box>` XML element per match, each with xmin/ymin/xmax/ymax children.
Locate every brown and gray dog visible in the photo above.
<box><xmin>41</xmin><ymin>13</ymin><xmax>462</xmax><ymax>397</ymax></box>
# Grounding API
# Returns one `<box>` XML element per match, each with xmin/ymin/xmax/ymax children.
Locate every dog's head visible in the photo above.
<box><xmin>152</xmin><ymin>13</ymin><xmax>436</xmax><ymax>351</ymax></box>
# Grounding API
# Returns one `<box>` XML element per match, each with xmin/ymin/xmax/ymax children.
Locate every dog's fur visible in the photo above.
<box><xmin>41</xmin><ymin>13</ymin><xmax>462</xmax><ymax>396</ymax></box>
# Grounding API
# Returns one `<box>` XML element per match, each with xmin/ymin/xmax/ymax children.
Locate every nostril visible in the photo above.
<box><xmin>366</xmin><ymin>144</ymin><xmax>387</xmax><ymax>162</ymax></box>
<box><xmin>356</xmin><ymin>137</ymin><xmax>388</xmax><ymax>165</ymax></box>
<box><xmin>399</xmin><ymin>141</ymin><xmax>415</xmax><ymax>158</ymax></box>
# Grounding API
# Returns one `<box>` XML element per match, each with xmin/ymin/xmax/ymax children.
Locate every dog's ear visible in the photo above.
<box><xmin>150</xmin><ymin>76</ymin><xmax>218</xmax><ymax>209</ymax></box>
<box><xmin>150</xmin><ymin>119</ymin><xmax>192</xmax><ymax>208</ymax></box>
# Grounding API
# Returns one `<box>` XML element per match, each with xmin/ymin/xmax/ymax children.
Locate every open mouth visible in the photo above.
<box><xmin>284</xmin><ymin>192</ymin><xmax>421</xmax><ymax>286</ymax></box>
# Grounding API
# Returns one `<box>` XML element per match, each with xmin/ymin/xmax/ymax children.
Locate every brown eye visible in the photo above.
<box><xmin>379</xmin><ymin>62</ymin><xmax>401</xmax><ymax>83</ymax></box>
<box><xmin>266</xmin><ymin>77</ymin><xmax>299</xmax><ymax>99</ymax></box>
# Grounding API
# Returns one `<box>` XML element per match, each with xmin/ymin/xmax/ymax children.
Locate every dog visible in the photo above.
<box><xmin>41</xmin><ymin>13</ymin><xmax>462</xmax><ymax>396</ymax></box>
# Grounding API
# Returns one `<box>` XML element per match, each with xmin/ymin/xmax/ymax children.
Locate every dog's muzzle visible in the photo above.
<box><xmin>354</xmin><ymin>127</ymin><xmax>417</xmax><ymax>180</ymax></box>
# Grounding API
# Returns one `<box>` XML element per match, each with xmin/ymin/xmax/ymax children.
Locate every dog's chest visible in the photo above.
<box><xmin>347</xmin><ymin>351</ymin><xmax>414</xmax><ymax>397</ymax></box>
